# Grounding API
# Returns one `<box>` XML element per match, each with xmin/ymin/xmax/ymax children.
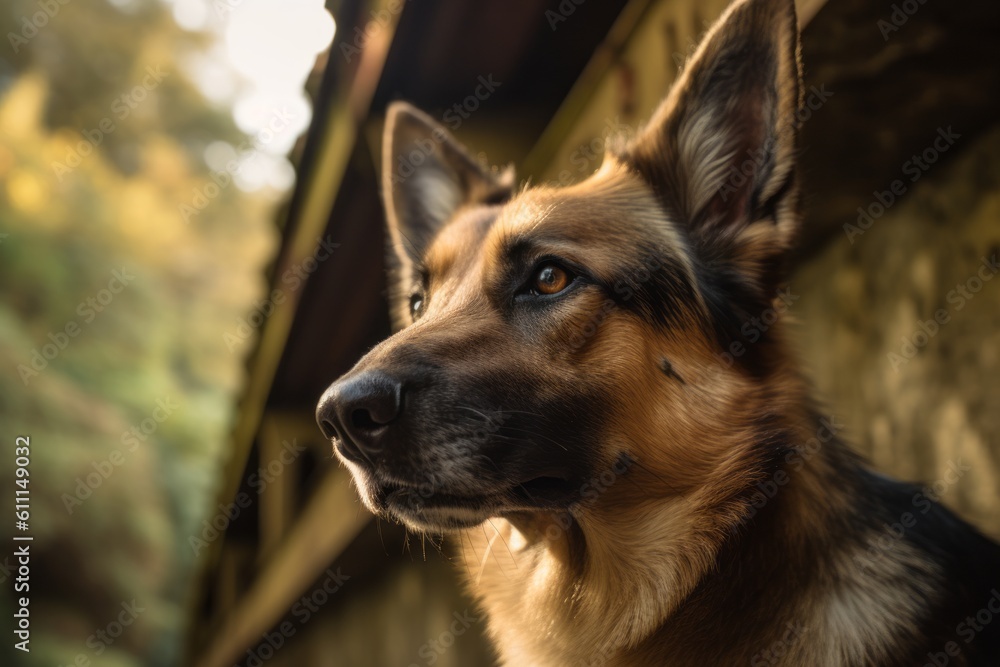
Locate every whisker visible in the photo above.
<box><xmin>455</xmin><ymin>532</ymin><xmax>471</xmax><ymax>576</ymax></box>
<box><xmin>493</xmin><ymin>428</ymin><xmax>569</xmax><ymax>452</ymax></box>
<box><xmin>402</xmin><ymin>530</ymin><xmax>413</xmax><ymax>559</ymax></box>
<box><xmin>462</xmin><ymin>529</ymin><xmax>481</xmax><ymax>579</ymax></box>
<box><xmin>476</xmin><ymin>525</ymin><xmax>503</xmax><ymax>587</ymax></box>
<box><xmin>515</xmin><ymin>483</ymin><xmax>537</xmax><ymax>504</ymax></box>
<box><xmin>430</xmin><ymin>532</ymin><xmax>446</xmax><ymax>558</ymax></box>
<box><xmin>479</xmin><ymin>453</ymin><xmax>504</xmax><ymax>477</ymax></box>
<box><xmin>628</xmin><ymin>455</ymin><xmax>682</xmax><ymax>496</ymax></box>
<box><xmin>376</xmin><ymin>518</ymin><xmax>388</xmax><ymax>557</ymax></box>
<box><xmin>488</xmin><ymin>409</ymin><xmax>545</xmax><ymax>418</ymax></box>
<box><xmin>456</xmin><ymin>405</ymin><xmax>496</xmax><ymax>420</ymax></box>
<box><xmin>395</xmin><ymin>228</ymin><xmax>421</xmax><ymax>261</ymax></box>
<box><xmin>487</xmin><ymin>518</ymin><xmax>517</xmax><ymax>568</ymax></box>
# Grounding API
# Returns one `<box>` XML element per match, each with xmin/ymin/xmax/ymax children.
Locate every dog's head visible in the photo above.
<box><xmin>317</xmin><ymin>0</ymin><xmax>803</xmax><ymax>533</ymax></box>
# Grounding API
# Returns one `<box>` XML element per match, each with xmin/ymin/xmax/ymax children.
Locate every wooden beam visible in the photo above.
<box><xmin>258</xmin><ymin>415</ymin><xmax>300</xmax><ymax>561</ymax></box>
<box><xmin>184</xmin><ymin>0</ymin><xmax>401</xmax><ymax>659</ymax></box>
<box><xmin>209</xmin><ymin>0</ymin><xmax>401</xmax><ymax>544</ymax></box>
<box><xmin>522</xmin><ymin>0</ymin><xmax>829</xmax><ymax>179</ymax></box>
<box><xmin>192</xmin><ymin>469</ymin><xmax>370</xmax><ymax>667</ymax></box>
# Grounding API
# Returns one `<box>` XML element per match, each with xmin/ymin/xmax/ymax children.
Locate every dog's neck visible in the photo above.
<box><xmin>459</xmin><ymin>401</ymin><xmax>868</xmax><ymax>666</ymax></box>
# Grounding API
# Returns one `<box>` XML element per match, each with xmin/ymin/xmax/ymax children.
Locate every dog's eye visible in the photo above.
<box><xmin>532</xmin><ymin>264</ymin><xmax>570</xmax><ymax>295</ymax></box>
<box><xmin>409</xmin><ymin>293</ymin><xmax>424</xmax><ymax>318</ymax></box>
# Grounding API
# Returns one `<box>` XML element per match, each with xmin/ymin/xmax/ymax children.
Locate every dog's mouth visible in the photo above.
<box><xmin>372</xmin><ymin>473</ymin><xmax>579</xmax><ymax>531</ymax></box>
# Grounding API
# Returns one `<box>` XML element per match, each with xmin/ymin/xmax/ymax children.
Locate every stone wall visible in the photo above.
<box><xmin>792</xmin><ymin>124</ymin><xmax>1000</xmax><ymax>538</ymax></box>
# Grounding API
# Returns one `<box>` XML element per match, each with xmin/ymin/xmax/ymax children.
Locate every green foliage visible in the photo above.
<box><xmin>0</xmin><ymin>1</ymin><xmax>283</xmax><ymax>665</ymax></box>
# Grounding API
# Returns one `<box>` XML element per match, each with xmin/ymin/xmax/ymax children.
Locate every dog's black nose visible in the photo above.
<box><xmin>316</xmin><ymin>371</ymin><xmax>403</xmax><ymax>463</ymax></box>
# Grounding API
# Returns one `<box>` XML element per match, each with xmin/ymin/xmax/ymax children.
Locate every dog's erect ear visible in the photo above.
<box><xmin>623</xmin><ymin>0</ymin><xmax>802</xmax><ymax>293</ymax></box>
<box><xmin>380</xmin><ymin>102</ymin><xmax>514</xmax><ymax>329</ymax></box>
<box><xmin>381</xmin><ymin>101</ymin><xmax>515</xmax><ymax>267</ymax></box>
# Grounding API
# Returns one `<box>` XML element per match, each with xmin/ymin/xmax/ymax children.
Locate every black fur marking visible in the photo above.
<box><xmin>600</xmin><ymin>250</ymin><xmax>699</xmax><ymax>331</ymax></box>
<box><xmin>755</xmin><ymin>169</ymin><xmax>796</xmax><ymax>224</ymax></box>
<box><xmin>856</xmin><ymin>469</ymin><xmax>1000</xmax><ymax>665</ymax></box>
<box><xmin>481</xmin><ymin>186</ymin><xmax>514</xmax><ymax>206</ymax></box>
<box><xmin>691</xmin><ymin>251</ymin><xmax>778</xmax><ymax>378</ymax></box>
<box><xmin>658</xmin><ymin>357</ymin><xmax>685</xmax><ymax>384</ymax></box>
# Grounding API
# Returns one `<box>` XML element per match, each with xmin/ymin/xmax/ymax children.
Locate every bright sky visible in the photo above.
<box><xmin>161</xmin><ymin>0</ymin><xmax>336</xmax><ymax>194</ymax></box>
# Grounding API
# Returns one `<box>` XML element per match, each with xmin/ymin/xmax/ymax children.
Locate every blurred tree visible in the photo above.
<box><xmin>0</xmin><ymin>1</ymin><xmax>285</xmax><ymax>665</ymax></box>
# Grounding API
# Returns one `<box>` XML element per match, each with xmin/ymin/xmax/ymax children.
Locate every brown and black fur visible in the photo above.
<box><xmin>316</xmin><ymin>0</ymin><xmax>1000</xmax><ymax>664</ymax></box>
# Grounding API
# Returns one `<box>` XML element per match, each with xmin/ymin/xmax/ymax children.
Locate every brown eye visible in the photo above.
<box><xmin>533</xmin><ymin>264</ymin><xmax>570</xmax><ymax>295</ymax></box>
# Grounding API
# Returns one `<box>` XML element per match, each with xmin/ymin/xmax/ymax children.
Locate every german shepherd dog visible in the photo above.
<box><xmin>316</xmin><ymin>0</ymin><xmax>1000</xmax><ymax>663</ymax></box>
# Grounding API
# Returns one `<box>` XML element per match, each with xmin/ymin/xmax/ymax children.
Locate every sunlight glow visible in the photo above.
<box><xmin>164</xmin><ymin>0</ymin><xmax>336</xmax><ymax>193</ymax></box>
